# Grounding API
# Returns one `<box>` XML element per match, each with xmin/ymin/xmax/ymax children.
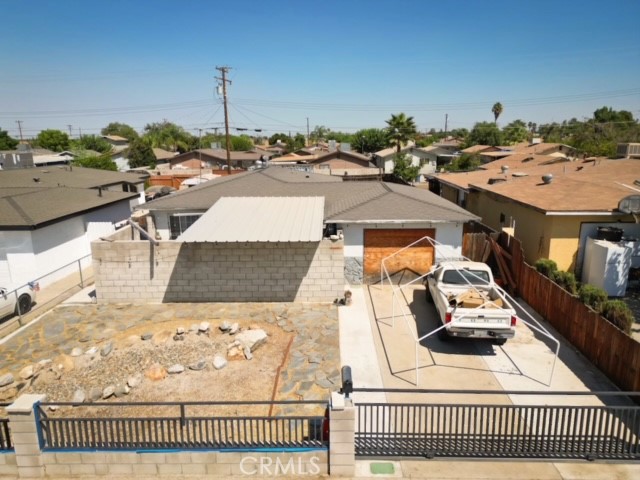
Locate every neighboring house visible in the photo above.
<box><xmin>168</xmin><ymin>148</ymin><xmax>263</xmax><ymax>171</ymax></box>
<box><xmin>372</xmin><ymin>144</ymin><xmax>441</xmax><ymax>181</ymax></box>
<box><xmin>428</xmin><ymin>158</ymin><xmax>640</xmax><ymax>275</ymax></box>
<box><xmin>460</xmin><ymin>145</ymin><xmax>500</xmax><ymax>155</ymax></box>
<box><xmin>101</xmin><ymin>135</ymin><xmax>129</xmax><ymax>147</ymax></box>
<box><xmin>101</xmin><ymin>135</ymin><xmax>130</xmax><ymax>171</ymax></box>
<box><xmin>0</xmin><ymin>166</ymin><xmax>147</xmax><ymax>288</ymax></box>
<box><xmin>152</xmin><ymin>148</ymin><xmax>177</xmax><ymax>165</ymax></box>
<box><xmin>138</xmin><ymin>166</ymin><xmax>477</xmax><ymax>285</ymax></box>
<box><xmin>271</xmin><ymin>148</ymin><xmax>379</xmax><ymax>179</ymax></box>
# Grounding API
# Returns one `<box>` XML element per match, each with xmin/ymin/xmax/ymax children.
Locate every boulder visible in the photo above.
<box><xmin>188</xmin><ymin>360</ymin><xmax>207</xmax><ymax>371</ymax></box>
<box><xmin>212</xmin><ymin>356</ymin><xmax>227</xmax><ymax>370</ymax></box>
<box><xmin>72</xmin><ymin>389</ymin><xmax>86</xmax><ymax>403</ymax></box>
<box><xmin>127</xmin><ymin>374</ymin><xmax>142</xmax><ymax>388</ymax></box>
<box><xmin>145</xmin><ymin>363</ymin><xmax>167</xmax><ymax>381</ymax></box>
<box><xmin>89</xmin><ymin>387</ymin><xmax>102</xmax><ymax>402</ymax></box>
<box><xmin>219</xmin><ymin>321</ymin><xmax>231</xmax><ymax>332</ymax></box>
<box><xmin>70</xmin><ymin>347</ymin><xmax>83</xmax><ymax>357</ymax></box>
<box><xmin>176</xmin><ymin>327</ymin><xmax>185</xmax><ymax>335</ymax></box>
<box><xmin>100</xmin><ymin>342</ymin><xmax>113</xmax><ymax>357</ymax></box>
<box><xmin>114</xmin><ymin>384</ymin><xmax>130</xmax><ymax>397</ymax></box>
<box><xmin>227</xmin><ymin>346</ymin><xmax>245</xmax><ymax>361</ymax></box>
<box><xmin>19</xmin><ymin>365</ymin><xmax>35</xmax><ymax>380</ymax></box>
<box><xmin>168</xmin><ymin>364</ymin><xmax>185</xmax><ymax>374</ymax></box>
<box><xmin>236</xmin><ymin>329</ymin><xmax>268</xmax><ymax>352</ymax></box>
<box><xmin>141</xmin><ymin>333</ymin><xmax>153</xmax><ymax>341</ymax></box>
<box><xmin>85</xmin><ymin>346</ymin><xmax>98</xmax><ymax>356</ymax></box>
<box><xmin>199</xmin><ymin>322</ymin><xmax>210</xmax><ymax>333</ymax></box>
<box><xmin>0</xmin><ymin>373</ymin><xmax>14</xmax><ymax>388</ymax></box>
<box><xmin>229</xmin><ymin>323</ymin><xmax>240</xmax><ymax>335</ymax></box>
<box><xmin>243</xmin><ymin>345</ymin><xmax>253</xmax><ymax>360</ymax></box>
<box><xmin>0</xmin><ymin>385</ymin><xmax>17</xmax><ymax>402</ymax></box>
<box><xmin>102</xmin><ymin>385</ymin><xmax>115</xmax><ymax>399</ymax></box>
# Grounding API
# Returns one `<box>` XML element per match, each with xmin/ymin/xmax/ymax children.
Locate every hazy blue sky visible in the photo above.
<box><xmin>1</xmin><ymin>0</ymin><xmax>639</xmax><ymax>139</ymax></box>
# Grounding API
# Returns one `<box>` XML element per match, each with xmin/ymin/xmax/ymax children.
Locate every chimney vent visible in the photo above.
<box><xmin>542</xmin><ymin>174</ymin><xmax>553</xmax><ymax>184</ymax></box>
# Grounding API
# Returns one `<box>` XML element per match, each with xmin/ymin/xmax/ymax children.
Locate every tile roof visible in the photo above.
<box><xmin>142</xmin><ymin>166</ymin><xmax>477</xmax><ymax>224</ymax></box>
<box><xmin>469</xmin><ymin>159</ymin><xmax>640</xmax><ymax>213</ymax></box>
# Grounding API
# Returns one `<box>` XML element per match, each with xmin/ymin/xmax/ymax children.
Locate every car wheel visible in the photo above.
<box><xmin>494</xmin><ymin>338</ymin><xmax>507</xmax><ymax>346</ymax></box>
<box><xmin>15</xmin><ymin>294</ymin><xmax>32</xmax><ymax>315</ymax></box>
<box><xmin>437</xmin><ymin>327</ymin><xmax>449</xmax><ymax>341</ymax></box>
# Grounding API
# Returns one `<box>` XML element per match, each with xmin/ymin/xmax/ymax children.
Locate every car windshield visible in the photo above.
<box><xmin>441</xmin><ymin>269</ymin><xmax>490</xmax><ymax>285</ymax></box>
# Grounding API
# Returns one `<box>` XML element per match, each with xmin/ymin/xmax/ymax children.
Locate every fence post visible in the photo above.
<box><xmin>329</xmin><ymin>391</ymin><xmax>355</xmax><ymax>477</ymax></box>
<box><xmin>6</xmin><ymin>394</ymin><xmax>46</xmax><ymax>478</ymax></box>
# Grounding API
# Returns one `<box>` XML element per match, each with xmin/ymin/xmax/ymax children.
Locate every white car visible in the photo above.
<box><xmin>0</xmin><ymin>283</ymin><xmax>37</xmax><ymax>318</ymax></box>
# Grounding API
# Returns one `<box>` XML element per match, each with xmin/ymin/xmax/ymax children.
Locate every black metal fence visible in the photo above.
<box><xmin>36</xmin><ymin>400</ymin><xmax>328</xmax><ymax>451</ymax></box>
<box><xmin>0</xmin><ymin>404</ymin><xmax>11</xmax><ymax>451</ymax></box>
<box><xmin>354</xmin><ymin>389</ymin><xmax>640</xmax><ymax>460</ymax></box>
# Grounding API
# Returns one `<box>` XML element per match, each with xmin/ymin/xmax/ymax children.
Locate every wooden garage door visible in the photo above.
<box><xmin>363</xmin><ymin>229</ymin><xmax>435</xmax><ymax>284</ymax></box>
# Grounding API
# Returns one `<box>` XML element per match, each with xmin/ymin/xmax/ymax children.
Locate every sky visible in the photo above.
<box><xmin>1</xmin><ymin>0</ymin><xmax>639</xmax><ymax>140</ymax></box>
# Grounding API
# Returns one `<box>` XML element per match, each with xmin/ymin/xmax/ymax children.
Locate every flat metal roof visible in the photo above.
<box><xmin>178</xmin><ymin>196</ymin><xmax>325</xmax><ymax>242</ymax></box>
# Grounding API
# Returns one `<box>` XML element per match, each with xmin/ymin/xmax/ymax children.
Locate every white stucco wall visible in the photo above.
<box><xmin>0</xmin><ymin>231</ymin><xmax>36</xmax><ymax>286</ymax></box>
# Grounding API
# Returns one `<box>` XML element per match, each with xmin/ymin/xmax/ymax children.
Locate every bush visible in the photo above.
<box><xmin>600</xmin><ymin>300</ymin><xmax>634</xmax><ymax>334</ymax></box>
<box><xmin>534</xmin><ymin>258</ymin><xmax>558</xmax><ymax>278</ymax></box>
<box><xmin>551</xmin><ymin>270</ymin><xmax>578</xmax><ymax>295</ymax></box>
<box><xmin>578</xmin><ymin>284</ymin><xmax>608</xmax><ymax>311</ymax></box>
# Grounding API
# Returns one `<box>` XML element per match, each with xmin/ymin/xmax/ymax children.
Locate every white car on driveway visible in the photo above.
<box><xmin>0</xmin><ymin>283</ymin><xmax>37</xmax><ymax>318</ymax></box>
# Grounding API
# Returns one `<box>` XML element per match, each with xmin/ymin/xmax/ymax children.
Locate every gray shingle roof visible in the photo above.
<box><xmin>0</xmin><ymin>166</ymin><xmax>147</xmax><ymax>189</ymax></box>
<box><xmin>143</xmin><ymin>167</ymin><xmax>477</xmax><ymax>224</ymax></box>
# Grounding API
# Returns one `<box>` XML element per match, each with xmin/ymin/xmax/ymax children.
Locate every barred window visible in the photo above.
<box><xmin>169</xmin><ymin>214</ymin><xmax>202</xmax><ymax>239</ymax></box>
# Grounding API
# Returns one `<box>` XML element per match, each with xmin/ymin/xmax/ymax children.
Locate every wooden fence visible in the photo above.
<box><xmin>463</xmin><ymin>228</ymin><xmax>640</xmax><ymax>395</ymax></box>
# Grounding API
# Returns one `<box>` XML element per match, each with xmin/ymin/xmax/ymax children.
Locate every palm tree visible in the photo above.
<box><xmin>492</xmin><ymin>102</ymin><xmax>503</xmax><ymax>125</ymax></box>
<box><xmin>385</xmin><ymin>113</ymin><xmax>417</xmax><ymax>153</ymax></box>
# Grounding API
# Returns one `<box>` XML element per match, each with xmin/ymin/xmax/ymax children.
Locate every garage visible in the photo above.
<box><xmin>363</xmin><ymin>228</ymin><xmax>435</xmax><ymax>283</ymax></box>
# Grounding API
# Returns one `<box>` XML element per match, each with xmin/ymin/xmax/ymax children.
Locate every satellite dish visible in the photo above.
<box><xmin>618</xmin><ymin>195</ymin><xmax>640</xmax><ymax>214</ymax></box>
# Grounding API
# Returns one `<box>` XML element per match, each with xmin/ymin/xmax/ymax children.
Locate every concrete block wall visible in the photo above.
<box><xmin>0</xmin><ymin>453</ymin><xmax>18</xmax><ymax>477</ymax></box>
<box><xmin>92</xmin><ymin>236</ymin><xmax>344</xmax><ymax>303</ymax></box>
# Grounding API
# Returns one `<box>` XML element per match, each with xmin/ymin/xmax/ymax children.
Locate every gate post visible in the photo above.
<box><xmin>6</xmin><ymin>394</ymin><xmax>46</xmax><ymax>478</ymax></box>
<box><xmin>329</xmin><ymin>391</ymin><xmax>355</xmax><ymax>477</ymax></box>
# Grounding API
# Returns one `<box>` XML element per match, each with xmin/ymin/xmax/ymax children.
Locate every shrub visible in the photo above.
<box><xmin>578</xmin><ymin>284</ymin><xmax>608</xmax><ymax>311</ymax></box>
<box><xmin>551</xmin><ymin>270</ymin><xmax>578</xmax><ymax>295</ymax></box>
<box><xmin>534</xmin><ymin>258</ymin><xmax>558</xmax><ymax>278</ymax></box>
<box><xmin>600</xmin><ymin>300</ymin><xmax>634</xmax><ymax>334</ymax></box>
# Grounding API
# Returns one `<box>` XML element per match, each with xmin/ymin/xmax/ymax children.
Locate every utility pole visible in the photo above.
<box><xmin>197</xmin><ymin>128</ymin><xmax>203</xmax><ymax>181</ymax></box>
<box><xmin>306</xmin><ymin>117</ymin><xmax>310</xmax><ymax>146</ymax></box>
<box><xmin>444</xmin><ymin>114</ymin><xmax>448</xmax><ymax>136</ymax></box>
<box><xmin>15</xmin><ymin>120</ymin><xmax>24</xmax><ymax>142</ymax></box>
<box><xmin>215</xmin><ymin>66</ymin><xmax>232</xmax><ymax>174</ymax></box>
<box><xmin>67</xmin><ymin>124</ymin><xmax>73</xmax><ymax>138</ymax></box>
<box><xmin>78</xmin><ymin>127</ymin><xmax>83</xmax><ymax>138</ymax></box>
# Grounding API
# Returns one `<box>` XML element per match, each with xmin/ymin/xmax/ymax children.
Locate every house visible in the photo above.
<box><xmin>168</xmin><ymin>148</ymin><xmax>264</xmax><ymax>171</ymax></box>
<box><xmin>429</xmin><ymin>158</ymin><xmax>640</xmax><ymax>274</ymax></box>
<box><xmin>152</xmin><ymin>148</ymin><xmax>177</xmax><ymax>165</ymax></box>
<box><xmin>91</xmin><ymin>166</ymin><xmax>476</xmax><ymax>304</ymax></box>
<box><xmin>0</xmin><ymin>166</ymin><xmax>147</xmax><ymax>288</ymax></box>
<box><xmin>272</xmin><ymin>148</ymin><xmax>380</xmax><ymax>179</ymax></box>
<box><xmin>460</xmin><ymin>145</ymin><xmax>500</xmax><ymax>155</ymax></box>
<box><xmin>372</xmin><ymin>144</ymin><xmax>444</xmax><ymax>182</ymax></box>
<box><xmin>101</xmin><ymin>135</ymin><xmax>129</xmax><ymax>147</ymax></box>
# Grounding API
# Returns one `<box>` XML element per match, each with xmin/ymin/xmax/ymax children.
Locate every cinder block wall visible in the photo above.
<box><xmin>0</xmin><ymin>453</ymin><xmax>18</xmax><ymax>476</ymax></box>
<box><xmin>42</xmin><ymin>450</ymin><xmax>328</xmax><ymax>477</ymax></box>
<box><xmin>92</xmin><ymin>235</ymin><xmax>344</xmax><ymax>303</ymax></box>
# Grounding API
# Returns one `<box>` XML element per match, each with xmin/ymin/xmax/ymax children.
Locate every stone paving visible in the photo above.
<box><xmin>0</xmin><ymin>302</ymin><xmax>340</xmax><ymax>406</ymax></box>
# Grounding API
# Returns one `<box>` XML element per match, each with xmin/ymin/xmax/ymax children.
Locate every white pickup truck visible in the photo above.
<box><xmin>425</xmin><ymin>261</ymin><xmax>517</xmax><ymax>345</ymax></box>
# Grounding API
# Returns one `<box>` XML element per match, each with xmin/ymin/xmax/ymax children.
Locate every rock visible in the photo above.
<box><xmin>227</xmin><ymin>340</ymin><xmax>240</xmax><ymax>350</ymax></box>
<box><xmin>229</xmin><ymin>323</ymin><xmax>240</xmax><ymax>335</ymax></box>
<box><xmin>141</xmin><ymin>333</ymin><xmax>153</xmax><ymax>341</ymax></box>
<box><xmin>19</xmin><ymin>365</ymin><xmax>35</xmax><ymax>380</ymax></box>
<box><xmin>0</xmin><ymin>385</ymin><xmax>18</xmax><ymax>402</ymax></box>
<box><xmin>70</xmin><ymin>347</ymin><xmax>83</xmax><ymax>357</ymax></box>
<box><xmin>38</xmin><ymin>359</ymin><xmax>52</xmax><ymax>367</ymax></box>
<box><xmin>153</xmin><ymin>330</ymin><xmax>173</xmax><ymax>345</ymax></box>
<box><xmin>100</xmin><ymin>342</ymin><xmax>113</xmax><ymax>357</ymax></box>
<box><xmin>89</xmin><ymin>387</ymin><xmax>102</xmax><ymax>402</ymax></box>
<box><xmin>189</xmin><ymin>360</ymin><xmax>207</xmax><ymax>371</ymax></box>
<box><xmin>176</xmin><ymin>327</ymin><xmax>185</xmax><ymax>335</ymax></box>
<box><xmin>48</xmin><ymin>405</ymin><xmax>58</xmax><ymax>412</ymax></box>
<box><xmin>236</xmin><ymin>329</ymin><xmax>268</xmax><ymax>352</ymax></box>
<box><xmin>199</xmin><ymin>322</ymin><xmax>210</xmax><ymax>333</ymax></box>
<box><xmin>219</xmin><ymin>321</ymin><xmax>231</xmax><ymax>332</ymax></box>
<box><xmin>168</xmin><ymin>364</ymin><xmax>185</xmax><ymax>374</ymax></box>
<box><xmin>85</xmin><ymin>346</ymin><xmax>98</xmax><ymax>356</ymax></box>
<box><xmin>114</xmin><ymin>384</ymin><xmax>129</xmax><ymax>397</ymax></box>
<box><xmin>102</xmin><ymin>385</ymin><xmax>115</xmax><ymax>399</ymax></box>
<box><xmin>127</xmin><ymin>374</ymin><xmax>142</xmax><ymax>388</ymax></box>
<box><xmin>172</xmin><ymin>335</ymin><xmax>182</xmax><ymax>341</ymax></box>
<box><xmin>212</xmin><ymin>356</ymin><xmax>227</xmax><ymax>370</ymax></box>
<box><xmin>72</xmin><ymin>389</ymin><xmax>86</xmax><ymax>403</ymax></box>
<box><xmin>227</xmin><ymin>346</ymin><xmax>245</xmax><ymax>360</ymax></box>
<box><xmin>55</xmin><ymin>354</ymin><xmax>75</xmax><ymax>372</ymax></box>
<box><xmin>0</xmin><ymin>373</ymin><xmax>15</xmax><ymax>388</ymax></box>
<box><xmin>145</xmin><ymin>363</ymin><xmax>167</xmax><ymax>381</ymax></box>
<box><xmin>244</xmin><ymin>345</ymin><xmax>253</xmax><ymax>360</ymax></box>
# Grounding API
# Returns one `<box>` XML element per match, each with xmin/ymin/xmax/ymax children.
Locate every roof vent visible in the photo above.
<box><xmin>500</xmin><ymin>165</ymin><xmax>509</xmax><ymax>173</ymax></box>
<box><xmin>542</xmin><ymin>174</ymin><xmax>553</xmax><ymax>184</ymax></box>
<box><xmin>33</xmin><ymin>177</ymin><xmax>40</xmax><ymax>183</ymax></box>
<box><xmin>488</xmin><ymin>177</ymin><xmax>506</xmax><ymax>185</ymax></box>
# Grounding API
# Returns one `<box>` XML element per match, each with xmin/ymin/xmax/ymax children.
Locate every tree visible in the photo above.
<box><xmin>72</xmin><ymin>154</ymin><xmax>117</xmax><ymax>171</ymax></box>
<box><xmin>290</xmin><ymin>133</ymin><xmax>306</xmax><ymax>151</ymax></box>
<box><xmin>142</xmin><ymin>121</ymin><xmax>193</xmax><ymax>152</ymax></box>
<box><xmin>269</xmin><ymin>133</ymin><xmax>289</xmax><ymax>145</ymax></box>
<box><xmin>352</xmin><ymin>128</ymin><xmax>389</xmax><ymax>154</ymax></box>
<box><xmin>386</xmin><ymin>113</ymin><xmax>418</xmax><ymax>152</ymax></box>
<box><xmin>444</xmin><ymin>153</ymin><xmax>482</xmax><ymax>172</ymax></box>
<box><xmin>392</xmin><ymin>153</ymin><xmax>420</xmax><ymax>183</ymax></box>
<box><xmin>491</xmin><ymin>102</ymin><xmax>503</xmax><ymax>124</ymax></box>
<box><xmin>0</xmin><ymin>127</ymin><xmax>18</xmax><ymax>150</ymax></box>
<box><xmin>309</xmin><ymin>126</ymin><xmax>330</xmax><ymax>143</ymax></box>
<box><xmin>71</xmin><ymin>135</ymin><xmax>112</xmax><ymax>154</ymax></box>
<box><xmin>127</xmin><ymin>139</ymin><xmax>156</xmax><ymax>168</ymax></box>
<box><xmin>35</xmin><ymin>129</ymin><xmax>69</xmax><ymax>152</ymax></box>
<box><xmin>593</xmin><ymin>106</ymin><xmax>634</xmax><ymax>124</ymax></box>
<box><xmin>502</xmin><ymin>119</ymin><xmax>529</xmax><ymax>145</ymax></box>
<box><xmin>230</xmin><ymin>135</ymin><xmax>254</xmax><ymax>151</ymax></box>
<box><xmin>101</xmin><ymin>122</ymin><xmax>139</xmax><ymax>142</ymax></box>
<box><xmin>466</xmin><ymin>122</ymin><xmax>503</xmax><ymax>147</ymax></box>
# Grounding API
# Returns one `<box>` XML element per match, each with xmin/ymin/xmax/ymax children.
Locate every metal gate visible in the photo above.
<box><xmin>354</xmin><ymin>389</ymin><xmax>640</xmax><ymax>460</ymax></box>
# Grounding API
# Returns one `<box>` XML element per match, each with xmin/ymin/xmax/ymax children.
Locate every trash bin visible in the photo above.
<box><xmin>596</xmin><ymin>226</ymin><xmax>623</xmax><ymax>242</ymax></box>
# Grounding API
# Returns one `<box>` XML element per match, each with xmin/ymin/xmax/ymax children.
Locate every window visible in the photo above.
<box><xmin>442</xmin><ymin>269</ymin><xmax>490</xmax><ymax>285</ymax></box>
<box><xmin>169</xmin><ymin>214</ymin><xmax>202</xmax><ymax>239</ymax></box>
